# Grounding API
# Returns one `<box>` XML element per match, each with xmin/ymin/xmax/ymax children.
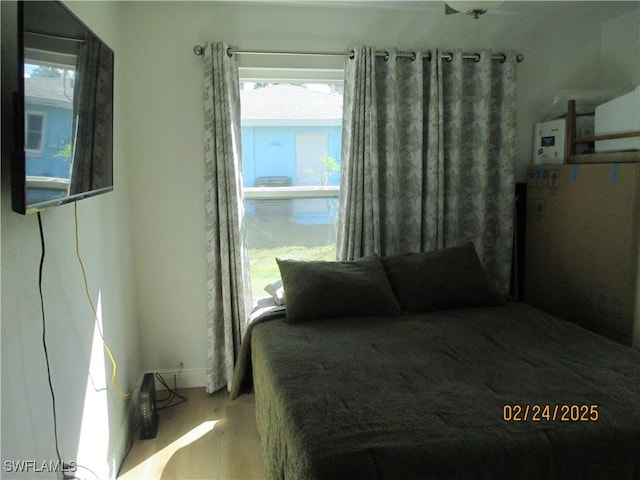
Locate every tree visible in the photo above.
<box><xmin>317</xmin><ymin>153</ymin><xmax>341</xmax><ymax>241</ymax></box>
<box><xmin>319</xmin><ymin>152</ymin><xmax>340</xmax><ymax>187</ymax></box>
<box><xmin>54</xmin><ymin>142</ymin><xmax>72</xmax><ymax>163</ymax></box>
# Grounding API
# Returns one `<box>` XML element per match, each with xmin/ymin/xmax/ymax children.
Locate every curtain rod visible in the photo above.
<box><xmin>192</xmin><ymin>45</ymin><xmax>524</xmax><ymax>63</ymax></box>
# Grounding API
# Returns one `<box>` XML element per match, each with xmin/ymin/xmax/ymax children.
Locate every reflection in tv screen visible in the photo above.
<box><xmin>16</xmin><ymin>0</ymin><xmax>114</xmax><ymax>214</ymax></box>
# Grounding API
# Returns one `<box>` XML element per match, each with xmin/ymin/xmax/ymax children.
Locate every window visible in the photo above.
<box><xmin>25</xmin><ymin>112</ymin><xmax>45</xmax><ymax>152</ymax></box>
<box><xmin>240</xmin><ymin>80</ymin><xmax>343</xmax><ymax>299</ymax></box>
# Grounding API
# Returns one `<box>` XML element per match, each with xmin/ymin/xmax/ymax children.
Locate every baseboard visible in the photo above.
<box><xmin>154</xmin><ymin>367</ymin><xmax>207</xmax><ymax>390</ymax></box>
<box><xmin>133</xmin><ymin>367</ymin><xmax>207</xmax><ymax>393</ymax></box>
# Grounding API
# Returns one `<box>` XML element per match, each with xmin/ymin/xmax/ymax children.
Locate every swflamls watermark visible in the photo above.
<box><xmin>3</xmin><ymin>460</ymin><xmax>78</xmax><ymax>474</ymax></box>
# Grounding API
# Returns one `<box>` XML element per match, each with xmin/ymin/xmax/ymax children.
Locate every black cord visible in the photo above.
<box><xmin>72</xmin><ymin>463</ymin><xmax>101</xmax><ymax>480</ymax></box>
<box><xmin>115</xmin><ymin>423</ymin><xmax>141</xmax><ymax>479</ymax></box>
<box><xmin>38</xmin><ymin>213</ymin><xmax>106</xmax><ymax>480</ymax></box>
<box><xmin>155</xmin><ymin>373</ymin><xmax>187</xmax><ymax>411</ymax></box>
<box><xmin>37</xmin><ymin>212</ymin><xmax>62</xmax><ymax>465</ymax></box>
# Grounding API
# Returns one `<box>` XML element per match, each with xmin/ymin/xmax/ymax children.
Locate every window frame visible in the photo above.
<box><xmin>243</xmin><ymin>185</ymin><xmax>340</xmax><ymax>200</ymax></box>
<box><xmin>25</xmin><ymin>111</ymin><xmax>46</xmax><ymax>154</ymax></box>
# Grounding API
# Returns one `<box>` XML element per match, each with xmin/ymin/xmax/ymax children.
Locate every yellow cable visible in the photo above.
<box><xmin>74</xmin><ymin>202</ymin><xmax>129</xmax><ymax>399</ymax></box>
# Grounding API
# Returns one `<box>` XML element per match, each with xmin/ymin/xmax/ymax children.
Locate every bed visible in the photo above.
<box><xmin>230</xmin><ymin>243</ymin><xmax>640</xmax><ymax>480</ymax></box>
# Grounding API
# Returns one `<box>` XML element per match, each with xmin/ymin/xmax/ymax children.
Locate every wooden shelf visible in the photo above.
<box><xmin>573</xmin><ymin>130</ymin><xmax>640</xmax><ymax>144</ymax></box>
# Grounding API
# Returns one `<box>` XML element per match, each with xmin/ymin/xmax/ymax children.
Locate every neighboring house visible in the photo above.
<box><xmin>24</xmin><ymin>75</ymin><xmax>75</xmax><ymax>203</ymax></box>
<box><xmin>240</xmin><ymin>83</ymin><xmax>342</xmax><ymax>225</ymax></box>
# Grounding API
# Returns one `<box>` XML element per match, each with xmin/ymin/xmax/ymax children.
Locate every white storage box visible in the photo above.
<box><xmin>533</xmin><ymin>117</ymin><xmax>594</xmax><ymax>164</ymax></box>
<box><xmin>533</xmin><ymin>119</ymin><xmax>565</xmax><ymax>164</ymax></box>
<box><xmin>595</xmin><ymin>86</ymin><xmax>640</xmax><ymax>153</ymax></box>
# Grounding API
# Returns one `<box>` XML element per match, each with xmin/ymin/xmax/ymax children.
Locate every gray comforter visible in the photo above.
<box><xmin>231</xmin><ymin>301</ymin><xmax>640</xmax><ymax>479</ymax></box>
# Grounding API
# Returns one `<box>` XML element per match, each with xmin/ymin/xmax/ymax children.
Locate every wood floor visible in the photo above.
<box><xmin>118</xmin><ymin>388</ymin><xmax>265</xmax><ymax>480</ymax></box>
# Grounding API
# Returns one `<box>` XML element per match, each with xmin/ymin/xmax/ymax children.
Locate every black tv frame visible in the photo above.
<box><xmin>2</xmin><ymin>0</ymin><xmax>115</xmax><ymax>215</ymax></box>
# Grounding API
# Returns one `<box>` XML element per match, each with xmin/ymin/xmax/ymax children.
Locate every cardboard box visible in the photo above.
<box><xmin>569</xmin><ymin>151</ymin><xmax>640</xmax><ymax>164</ymax></box>
<box><xmin>524</xmin><ymin>163</ymin><xmax>640</xmax><ymax>348</ymax></box>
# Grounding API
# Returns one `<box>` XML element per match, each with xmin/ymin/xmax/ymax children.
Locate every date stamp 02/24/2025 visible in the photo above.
<box><xmin>502</xmin><ymin>404</ymin><xmax>600</xmax><ymax>423</ymax></box>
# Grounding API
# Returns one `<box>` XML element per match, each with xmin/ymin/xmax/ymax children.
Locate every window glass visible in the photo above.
<box><xmin>26</xmin><ymin>112</ymin><xmax>44</xmax><ymax>151</ymax></box>
<box><xmin>240</xmin><ymin>81</ymin><xmax>343</xmax><ymax>299</ymax></box>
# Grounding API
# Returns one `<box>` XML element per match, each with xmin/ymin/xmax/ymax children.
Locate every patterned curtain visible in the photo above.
<box><xmin>337</xmin><ymin>46</ymin><xmax>380</xmax><ymax>257</ymax></box>
<box><xmin>338</xmin><ymin>47</ymin><xmax>517</xmax><ymax>293</ymax></box>
<box><xmin>202</xmin><ymin>42</ymin><xmax>252</xmax><ymax>393</ymax></box>
<box><xmin>439</xmin><ymin>50</ymin><xmax>517</xmax><ymax>294</ymax></box>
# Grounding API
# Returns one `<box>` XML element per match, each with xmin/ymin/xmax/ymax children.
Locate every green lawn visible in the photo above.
<box><xmin>248</xmin><ymin>244</ymin><xmax>336</xmax><ymax>299</ymax></box>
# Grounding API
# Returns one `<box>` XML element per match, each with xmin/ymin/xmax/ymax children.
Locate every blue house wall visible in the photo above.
<box><xmin>242</xmin><ymin>124</ymin><xmax>341</xmax><ymax>225</ymax></box>
<box><xmin>242</xmin><ymin>125</ymin><xmax>342</xmax><ymax>187</ymax></box>
<box><xmin>25</xmin><ymin>103</ymin><xmax>73</xmax><ymax>179</ymax></box>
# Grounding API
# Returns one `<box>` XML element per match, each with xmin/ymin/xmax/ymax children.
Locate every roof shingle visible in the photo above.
<box><xmin>240</xmin><ymin>84</ymin><xmax>342</xmax><ymax>121</ymax></box>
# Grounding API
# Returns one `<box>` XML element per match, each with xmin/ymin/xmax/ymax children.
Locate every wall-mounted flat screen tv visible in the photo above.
<box><xmin>10</xmin><ymin>0</ymin><xmax>114</xmax><ymax>214</ymax></box>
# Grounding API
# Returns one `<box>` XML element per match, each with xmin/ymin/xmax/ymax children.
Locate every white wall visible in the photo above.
<box><xmin>1</xmin><ymin>2</ymin><xmax>140</xmax><ymax>478</ymax></box>
<box><xmin>600</xmin><ymin>8</ymin><xmax>640</xmax><ymax>91</ymax></box>
<box><xmin>120</xmin><ymin>1</ymin><xmax>639</xmax><ymax>387</ymax></box>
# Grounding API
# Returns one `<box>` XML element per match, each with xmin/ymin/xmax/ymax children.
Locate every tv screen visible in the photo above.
<box><xmin>11</xmin><ymin>0</ymin><xmax>114</xmax><ymax>214</ymax></box>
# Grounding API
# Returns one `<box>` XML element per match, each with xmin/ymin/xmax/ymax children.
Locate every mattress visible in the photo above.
<box><xmin>231</xmin><ymin>301</ymin><xmax>640</xmax><ymax>479</ymax></box>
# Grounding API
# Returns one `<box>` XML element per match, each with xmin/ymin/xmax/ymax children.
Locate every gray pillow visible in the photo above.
<box><xmin>276</xmin><ymin>255</ymin><xmax>402</xmax><ymax>323</ymax></box>
<box><xmin>381</xmin><ymin>242</ymin><xmax>505</xmax><ymax>313</ymax></box>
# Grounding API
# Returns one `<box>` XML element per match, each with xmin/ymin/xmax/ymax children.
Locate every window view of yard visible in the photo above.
<box><xmin>240</xmin><ymin>81</ymin><xmax>343</xmax><ymax>299</ymax></box>
<box><xmin>246</xmin><ymin>217</ymin><xmax>337</xmax><ymax>298</ymax></box>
